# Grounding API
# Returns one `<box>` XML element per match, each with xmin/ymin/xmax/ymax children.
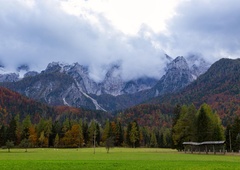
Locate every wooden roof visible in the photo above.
<box><xmin>183</xmin><ymin>141</ymin><xmax>225</xmax><ymax>145</ymax></box>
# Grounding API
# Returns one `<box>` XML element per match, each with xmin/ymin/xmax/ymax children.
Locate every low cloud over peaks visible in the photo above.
<box><xmin>160</xmin><ymin>0</ymin><xmax>240</xmax><ymax>62</ymax></box>
<box><xmin>0</xmin><ymin>0</ymin><xmax>167</xmax><ymax>81</ymax></box>
<box><xmin>1</xmin><ymin>0</ymin><xmax>239</xmax><ymax>81</ymax></box>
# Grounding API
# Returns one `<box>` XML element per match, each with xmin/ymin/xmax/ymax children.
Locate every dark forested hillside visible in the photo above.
<box><xmin>117</xmin><ymin>104</ymin><xmax>174</xmax><ymax>128</ymax></box>
<box><xmin>0</xmin><ymin>87</ymin><xmax>110</xmax><ymax>125</ymax></box>
<box><xmin>150</xmin><ymin>58</ymin><xmax>240</xmax><ymax>124</ymax></box>
<box><xmin>0</xmin><ymin>87</ymin><xmax>55</xmax><ymax>124</ymax></box>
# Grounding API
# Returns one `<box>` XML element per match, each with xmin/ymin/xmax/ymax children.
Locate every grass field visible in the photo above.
<box><xmin>1</xmin><ymin>148</ymin><xmax>240</xmax><ymax>170</ymax></box>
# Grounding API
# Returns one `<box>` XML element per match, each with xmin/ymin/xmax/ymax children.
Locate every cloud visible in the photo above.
<box><xmin>0</xmin><ymin>0</ymin><xmax>167</xmax><ymax>81</ymax></box>
<box><xmin>3</xmin><ymin>0</ymin><xmax>238</xmax><ymax>82</ymax></box>
<box><xmin>158</xmin><ymin>0</ymin><xmax>240</xmax><ymax>62</ymax></box>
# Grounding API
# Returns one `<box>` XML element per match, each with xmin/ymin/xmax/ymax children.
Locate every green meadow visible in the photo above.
<box><xmin>0</xmin><ymin>148</ymin><xmax>240</xmax><ymax>170</ymax></box>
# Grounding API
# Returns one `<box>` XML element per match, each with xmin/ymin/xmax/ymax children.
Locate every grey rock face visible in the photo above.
<box><xmin>0</xmin><ymin>73</ymin><xmax>19</xmax><ymax>82</ymax></box>
<box><xmin>0</xmin><ymin>55</ymin><xmax>210</xmax><ymax>111</ymax></box>
<box><xmin>154</xmin><ymin>56</ymin><xmax>194</xmax><ymax>96</ymax></box>
<box><xmin>24</xmin><ymin>71</ymin><xmax>39</xmax><ymax>78</ymax></box>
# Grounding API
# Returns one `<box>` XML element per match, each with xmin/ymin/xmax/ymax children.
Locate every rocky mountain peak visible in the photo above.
<box><xmin>154</xmin><ymin>56</ymin><xmax>194</xmax><ymax>96</ymax></box>
<box><xmin>45</xmin><ymin>62</ymin><xmax>71</xmax><ymax>73</ymax></box>
<box><xmin>45</xmin><ymin>62</ymin><xmax>63</xmax><ymax>73</ymax></box>
<box><xmin>167</xmin><ymin>56</ymin><xmax>189</xmax><ymax>71</ymax></box>
<box><xmin>102</xmin><ymin>64</ymin><xmax>124</xmax><ymax>96</ymax></box>
<box><xmin>24</xmin><ymin>71</ymin><xmax>39</xmax><ymax>78</ymax></box>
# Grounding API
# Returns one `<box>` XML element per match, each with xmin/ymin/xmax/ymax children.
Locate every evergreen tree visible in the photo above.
<box><xmin>172</xmin><ymin>105</ymin><xmax>196</xmax><ymax>149</ymax></box>
<box><xmin>95</xmin><ymin>123</ymin><xmax>101</xmax><ymax>146</ymax></box>
<box><xmin>141</xmin><ymin>127</ymin><xmax>150</xmax><ymax>147</ymax></box>
<box><xmin>102</xmin><ymin>120</ymin><xmax>112</xmax><ymax>143</ymax></box>
<box><xmin>230</xmin><ymin>116</ymin><xmax>240</xmax><ymax>151</ymax></box>
<box><xmin>129</xmin><ymin>121</ymin><xmax>140</xmax><ymax>148</ymax></box>
<box><xmin>115</xmin><ymin>121</ymin><xmax>123</xmax><ymax>146</ymax></box>
<box><xmin>78</xmin><ymin>119</ymin><xmax>84</xmax><ymax>147</ymax></box>
<box><xmin>6</xmin><ymin>118</ymin><xmax>17</xmax><ymax>144</ymax></box>
<box><xmin>212</xmin><ymin>113</ymin><xmax>224</xmax><ymax>141</ymax></box>
<box><xmin>15</xmin><ymin>114</ymin><xmax>22</xmax><ymax>145</ymax></box>
<box><xmin>150</xmin><ymin>132</ymin><xmax>158</xmax><ymax>148</ymax></box>
<box><xmin>196</xmin><ymin>104</ymin><xmax>213</xmax><ymax>142</ymax></box>
<box><xmin>21</xmin><ymin>115</ymin><xmax>32</xmax><ymax>140</ymax></box>
<box><xmin>39</xmin><ymin>131</ymin><xmax>45</xmax><ymax>147</ymax></box>
<box><xmin>49</xmin><ymin>121</ymin><xmax>62</xmax><ymax>147</ymax></box>
<box><xmin>196</xmin><ymin>104</ymin><xmax>224</xmax><ymax>142</ymax></box>
<box><xmin>82</xmin><ymin>120</ymin><xmax>88</xmax><ymax>146</ymax></box>
<box><xmin>158</xmin><ymin>131</ymin><xmax>164</xmax><ymax>148</ymax></box>
<box><xmin>62</xmin><ymin>118</ymin><xmax>71</xmax><ymax>133</ymax></box>
<box><xmin>171</xmin><ymin>104</ymin><xmax>182</xmax><ymax>149</ymax></box>
<box><xmin>37</xmin><ymin>118</ymin><xmax>46</xmax><ymax>138</ymax></box>
<box><xmin>225</xmin><ymin>123</ymin><xmax>232</xmax><ymax>151</ymax></box>
<box><xmin>172</xmin><ymin>104</ymin><xmax>181</xmax><ymax>127</ymax></box>
<box><xmin>44</xmin><ymin>118</ymin><xmax>52</xmax><ymax>147</ymax></box>
<box><xmin>0</xmin><ymin>125</ymin><xmax>6</xmax><ymax>146</ymax></box>
<box><xmin>54</xmin><ymin>133</ymin><xmax>59</xmax><ymax>148</ymax></box>
<box><xmin>126</xmin><ymin>122</ymin><xmax>132</xmax><ymax>146</ymax></box>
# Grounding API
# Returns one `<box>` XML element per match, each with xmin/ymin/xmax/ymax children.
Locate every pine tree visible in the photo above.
<box><xmin>172</xmin><ymin>105</ymin><xmax>196</xmax><ymax>149</ymax></box>
<box><xmin>15</xmin><ymin>114</ymin><xmax>22</xmax><ymax>145</ymax></box>
<box><xmin>82</xmin><ymin>120</ymin><xmax>88</xmax><ymax>146</ymax></box>
<box><xmin>196</xmin><ymin>104</ymin><xmax>224</xmax><ymax>142</ymax></box>
<box><xmin>0</xmin><ymin>125</ymin><xmax>6</xmax><ymax>146</ymax></box>
<box><xmin>54</xmin><ymin>134</ymin><xmax>59</xmax><ymax>148</ymax></box>
<box><xmin>225</xmin><ymin>124</ymin><xmax>232</xmax><ymax>151</ymax></box>
<box><xmin>196</xmin><ymin>104</ymin><xmax>213</xmax><ymax>142</ymax></box>
<box><xmin>39</xmin><ymin>131</ymin><xmax>45</xmax><ymax>147</ymax></box>
<box><xmin>150</xmin><ymin>132</ymin><xmax>158</xmax><ymax>148</ymax></box>
<box><xmin>115</xmin><ymin>121</ymin><xmax>123</xmax><ymax>146</ymax></box>
<box><xmin>44</xmin><ymin>118</ymin><xmax>52</xmax><ymax>147</ymax></box>
<box><xmin>102</xmin><ymin>120</ymin><xmax>111</xmax><ymax>143</ymax></box>
<box><xmin>230</xmin><ymin>116</ymin><xmax>240</xmax><ymax>151</ymax></box>
<box><xmin>6</xmin><ymin>118</ymin><xmax>17</xmax><ymax>144</ymax></box>
<box><xmin>129</xmin><ymin>121</ymin><xmax>139</xmax><ymax>148</ymax></box>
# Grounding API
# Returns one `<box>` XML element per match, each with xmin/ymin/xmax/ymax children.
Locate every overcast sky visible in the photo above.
<box><xmin>0</xmin><ymin>0</ymin><xmax>239</xmax><ymax>81</ymax></box>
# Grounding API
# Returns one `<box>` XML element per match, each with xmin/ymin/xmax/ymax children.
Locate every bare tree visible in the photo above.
<box><xmin>105</xmin><ymin>137</ymin><xmax>114</xmax><ymax>153</ymax></box>
<box><xmin>6</xmin><ymin>140</ymin><xmax>14</xmax><ymax>152</ymax></box>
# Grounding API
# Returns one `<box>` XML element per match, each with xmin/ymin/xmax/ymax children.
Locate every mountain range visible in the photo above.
<box><xmin>0</xmin><ymin>55</ymin><xmax>209</xmax><ymax>111</ymax></box>
<box><xmin>1</xmin><ymin>57</ymin><xmax>240</xmax><ymax>127</ymax></box>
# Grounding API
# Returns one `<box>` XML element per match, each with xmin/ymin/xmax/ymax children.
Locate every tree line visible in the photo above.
<box><xmin>3</xmin><ymin>103</ymin><xmax>240</xmax><ymax>151</ymax></box>
<box><xmin>0</xmin><ymin>115</ymin><xmax>171</xmax><ymax>149</ymax></box>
